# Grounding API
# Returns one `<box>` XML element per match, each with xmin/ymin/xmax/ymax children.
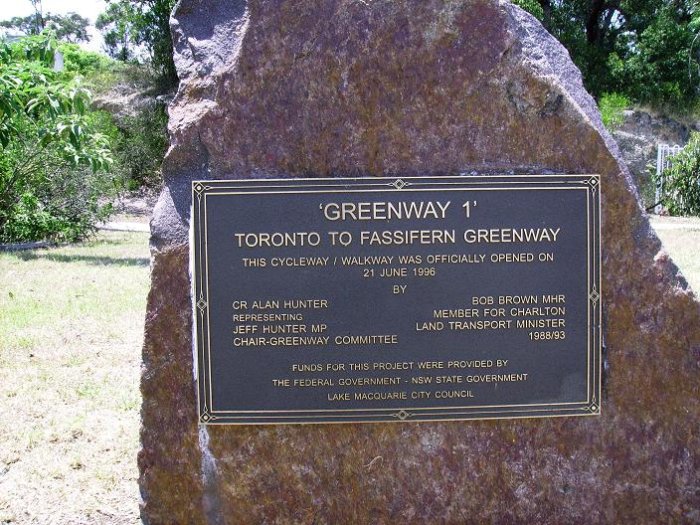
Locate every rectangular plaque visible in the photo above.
<box><xmin>192</xmin><ymin>175</ymin><xmax>601</xmax><ymax>425</ymax></box>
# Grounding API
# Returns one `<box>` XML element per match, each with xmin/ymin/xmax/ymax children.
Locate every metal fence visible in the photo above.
<box><xmin>654</xmin><ymin>144</ymin><xmax>683</xmax><ymax>213</ymax></box>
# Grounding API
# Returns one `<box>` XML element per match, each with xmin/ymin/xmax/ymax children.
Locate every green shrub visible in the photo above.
<box><xmin>56</xmin><ymin>42</ymin><xmax>143</xmax><ymax>97</ymax></box>
<box><xmin>598</xmin><ymin>92</ymin><xmax>630</xmax><ymax>130</ymax></box>
<box><xmin>59</xmin><ymin>43</ymin><xmax>113</xmax><ymax>76</ymax></box>
<box><xmin>0</xmin><ymin>32</ymin><xmax>121</xmax><ymax>243</ymax></box>
<box><xmin>656</xmin><ymin>132</ymin><xmax>700</xmax><ymax>216</ymax></box>
<box><xmin>0</xmin><ymin>118</ymin><xmax>118</xmax><ymax>242</ymax></box>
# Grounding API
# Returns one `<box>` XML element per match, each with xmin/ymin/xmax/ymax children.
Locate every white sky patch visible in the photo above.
<box><xmin>1</xmin><ymin>0</ymin><xmax>109</xmax><ymax>53</ymax></box>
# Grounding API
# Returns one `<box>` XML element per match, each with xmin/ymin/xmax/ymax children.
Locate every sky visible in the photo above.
<box><xmin>2</xmin><ymin>0</ymin><xmax>109</xmax><ymax>52</ymax></box>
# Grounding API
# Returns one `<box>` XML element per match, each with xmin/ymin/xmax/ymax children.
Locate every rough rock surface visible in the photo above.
<box><xmin>139</xmin><ymin>1</ymin><xmax>700</xmax><ymax>523</ymax></box>
<box><xmin>92</xmin><ymin>83</ymin><xmax>164</xmax><ymax>121</ymax></box>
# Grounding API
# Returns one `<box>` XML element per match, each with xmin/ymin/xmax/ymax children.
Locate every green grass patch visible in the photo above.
<box><xmin>0</xmin><ymin>229</ymin><xmax>148</xmax><ymax>523</ymax></box>
<box><xmin>0</xmin><ymin>231</ymin><xmax>149</xmax><ymax>360</ymax></box>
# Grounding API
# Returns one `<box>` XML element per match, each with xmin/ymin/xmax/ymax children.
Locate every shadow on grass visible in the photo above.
<box><xmin>82</xmin><ymin>237</ymin><xmax>148</xmax><ymax>247</ymax></box>
<box><xmin>11</xmin><ymin>252</ymin><xmax>150</xmax><ymax>267</ymax></box>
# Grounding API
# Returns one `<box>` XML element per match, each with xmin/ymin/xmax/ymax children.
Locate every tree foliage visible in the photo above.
<box><xmin>0</xmin><ymin>13</ymin><xmax>90</xmax><ymax>43</ymax></box>
<box><xmin>112</xmin><ymin>104</ymin><xmax>169</xmax><ymax>190</ymax></box>
<box><xmin>512</xmin><ymin>0</ymin><xmax>545</xmax><ymax>20</ymax></box>
<box><xmin>0</xmin><ymin>33</ymin><xmax>119</xmax><ymax>242</ymax></box>
<box><xmin>96</xmin><ymin>2</ymin><xmax>140</xmax><ymax>62</ymax></box>
<box><xmin>47</xmin><ymin>13</ymin><xmax>90</xmax><ymax>43</ymax></box>
<box><xmin>141</xmin><ymin>0</ymin><xmax>178</xmax><ymax>87</ymax></box>
<box><xmin>514</xmin><ymin>0</ymin><xmax>700</xmax><ymax>111</ymax></box>
<box><xmin>96</xmin><ymin>0</ymin><xmax>177</xmax><ymax>88</ymax></box>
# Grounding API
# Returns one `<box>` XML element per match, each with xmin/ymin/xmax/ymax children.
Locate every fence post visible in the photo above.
<box><xmin>655</xmin><ymin>144</ymin><xmax>683</xmax><ymax>214</ymax></box>
<box><xmin>655</xmin><ymin>145</ymin><xmax>664</xmax><ymax>214</ymax></box>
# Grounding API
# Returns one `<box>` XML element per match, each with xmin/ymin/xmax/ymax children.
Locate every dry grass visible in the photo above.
<box><xmin>0</xmin><ymin>215</ymin><xmax>696</xmax><ymax>525</ymax></box>
<box><xmin>650</xmin><ymin>215</ymin><xmax>700</xmax><ymax>293</ymax></box>
<box><xmin>0</xmin><ymin>230</ymin><xmax>149</xmax><ymax>525</ymax></box>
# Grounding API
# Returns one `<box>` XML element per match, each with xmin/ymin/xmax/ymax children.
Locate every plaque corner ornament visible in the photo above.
<box><xmin>200</xmin><ymin>405</ymin><xmax>217</xmax><ymax>423</ymax></box>
<box><xmin>585</xmin><ymin>402</ymin><xmax>600</xmax><ymax>414</ymax></box>
<box><xmin>193</xmin><ymin>181</ymin><xmax>214</xmax><ymax>197</ymax></box>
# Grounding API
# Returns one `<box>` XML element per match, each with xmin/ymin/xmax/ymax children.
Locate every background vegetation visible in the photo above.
<box><xmin>524</xmin><ymin>0</ymin><xmax>700</xmax><ymax>113</ymax></box>
<box><xmin>656</xmin><ymin>132</ymin><xmax>700</xmax><ymax>215</ymax></box>
<box><xmin>96</xmin><ymin>0</ymin><xmax>177</xmax><ymax>89</ymax></box>
<box><xmin>0</xmin><ymin>0</ymin><xmax>698</xmax><ymax>245</ymax></box>
<box><xmin>0</xmin><ymin>34</ymin><xmax>116</xmax><ymax>243</ymax></box>
<box><xmin>506</xmin><ymin>0</ymin><xmax>700</xmax><ymax>215</ymax></box>
<box><xmin>0</xmin><ymin>0</ymin><xmax>175</xmax><ymax>243</ymax></box>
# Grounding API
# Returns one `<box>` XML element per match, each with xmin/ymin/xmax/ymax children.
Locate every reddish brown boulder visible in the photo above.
<box><xmin>139</xmin><ymin>1</ymin><xmax>700</xmax><ymax>523</ymax></box>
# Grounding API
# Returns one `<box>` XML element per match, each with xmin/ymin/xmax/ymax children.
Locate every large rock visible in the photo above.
<box><xmin>139</xmin><ymin>1</ymin><xmax>700</xmax><ymax>523</ymax></box>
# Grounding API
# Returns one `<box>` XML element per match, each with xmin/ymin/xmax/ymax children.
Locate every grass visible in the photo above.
<box><xmin>0</xmin><ymin>216</ymin><xmax>696</xmax><ymax>524</ymax></box>
<box><xmin>0</xmin><ymin>230</ymin><xmax>149</xmax><ymax>525</ymax></box>
<box><xmin>650</xmin><ymin>215</ymin><xmax>700</xmax><ymax>293</ymax></box>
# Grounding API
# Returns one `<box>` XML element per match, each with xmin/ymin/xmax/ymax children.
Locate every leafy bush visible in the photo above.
<box><xmin>0</xmin><ymin>168</ymin><xmax>115</xmax><ymax>242</ymax></box>
<box><xmin>57</xmin><ymin>39</ymin><xmax>169</xmax><ymax>194</ymax></box>
<box><xmin>59</xmin><ymin>43</ymin><xmax>113</xmax><ymax>76</ymax></box>
<box><xmin>0</xmin><ymin>33</ymin><xmax>121</xmax><ymax>243</ymax></box>
<box><xmin>598</xmin><ymin>93</ymin><xmax>630</xmax><ymax>130</ymax></box>
<box><xmin>656</xmin><ymin>132</ymin><xmax>700</xmax><ymax>216</ymax></box>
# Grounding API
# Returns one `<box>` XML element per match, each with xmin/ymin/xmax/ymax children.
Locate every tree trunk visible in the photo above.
<box><xmin>586</xmin><ymin>0</ymin><xmax>607</xmax><ymax>44</ymax></box>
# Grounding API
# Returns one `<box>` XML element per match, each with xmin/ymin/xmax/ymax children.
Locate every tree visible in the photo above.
<box><xmin>47</xmin><ymin>13</ymin><xmax>90</xmax><ymax>43</ymax></box>
<box><xmin>135</xmin><ymin>0</ymin><xmax>177</xmax><ymax>87</ymax></box>
<box><xmin>0</xmin><ymin>15</ymin><xmax>42</xmax><ymax>36</ymax></box>
<box><xmin>0</xmin><ymin>33</ymin><xmax>117</xmax><ymax>242</ymax></box>
<box><xmin>96</xmin><ymin>1</ymin><xmax>140</xmax><ymax>62</ymax></box>
<box><xmin>610</xmin><ymin>2</ymin><xmax>699</xmax><ymax>108</ymax></box>
<box><xmin>96</xmin><ymin>0</ymin><xmax>177</xmax><ymax>88</ymax></box>
<box><xmin>0</xmin><ymin>0</ymin><xmax>45</xmax><ymax>36</ymax></box>
<box><xmin>0</xmin><ymin>12</ymin><xmax>90</xmax><ymax>43</ymax></box>
<box><xmin>515</xmin><ymin>0</ymin><xmax>700</xmax><ymax>111</ymax></box>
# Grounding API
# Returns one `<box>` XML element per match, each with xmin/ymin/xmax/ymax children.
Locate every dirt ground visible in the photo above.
<box><xmin>0</xmin><ymin>226</ymin><xmax>150</xmax><ymax>524</ymax></box>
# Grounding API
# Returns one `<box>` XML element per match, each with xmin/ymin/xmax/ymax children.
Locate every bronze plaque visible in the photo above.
<box><xmin>192</xmin><ymin>175</ymin><xmax>601</xmax><ymax>424</ymax></box>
